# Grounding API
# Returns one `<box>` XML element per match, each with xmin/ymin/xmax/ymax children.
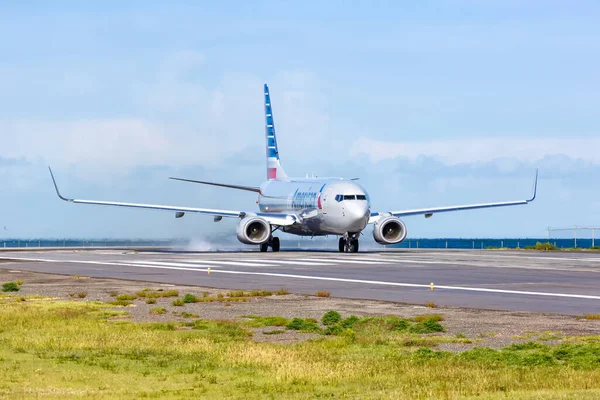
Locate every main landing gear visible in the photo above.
<box><xmin>339</xmin><ymin>233</ymin><xmax>359</xmax><ymax>253</ymax></box>
<box><xmin>260</xmin><ymin>236</ymin><xmax>280</xmax><ymax>252</ymax></box>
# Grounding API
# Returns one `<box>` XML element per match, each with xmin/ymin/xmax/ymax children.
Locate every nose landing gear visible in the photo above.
<box><xmin>338</xmin><ymin>233</ymin><xmax>359</xmax><ymax>253</ymax></box>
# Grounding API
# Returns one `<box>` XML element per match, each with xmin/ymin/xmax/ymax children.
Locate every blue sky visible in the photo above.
<box><xmin>1</xmin><ymin>1</ymin><xmax>599</xmax><ymax>241</ymax></box>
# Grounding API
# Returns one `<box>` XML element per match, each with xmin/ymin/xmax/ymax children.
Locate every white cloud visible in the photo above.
<box><xmin>0</xmin><ymin>60</ymin><xmax>342</xmax><ymax>181</ymax></box>
<box><xmin>350</xmin><ymin>137</ymin><xmax>600</xmax><ymax>165</ymax></box>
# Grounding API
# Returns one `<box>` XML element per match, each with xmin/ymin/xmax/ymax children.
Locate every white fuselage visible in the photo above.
<box><xmin>258</xmin><ymin>178</ymin><xmax>371</xmax><ymax>236</ymax></box>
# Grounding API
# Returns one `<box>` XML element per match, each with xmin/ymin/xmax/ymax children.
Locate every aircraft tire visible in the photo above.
<box><xmin>260</xmin><ymin>242</ymin><xmax>269</xmax><ymax>252</ymax></box>
<box><xmin>338</xmin><ymin>238</ymin><xmax>345</xmax><ymax>252</ymax></box>
<box><xmin>351</xmin><ymin>239</ymin><xmax>359</xmax><ymax>253</ymax></box>
<box><xmin>271</xmin><ymin>237</ymin><xmax>280</xmax><ymax>252</ymax></box>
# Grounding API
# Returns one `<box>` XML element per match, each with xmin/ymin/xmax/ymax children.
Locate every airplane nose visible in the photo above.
<box><xmin>346</xmin><ymin>202</ymin><xmax>370</xmax><ymax>230</ymax></box>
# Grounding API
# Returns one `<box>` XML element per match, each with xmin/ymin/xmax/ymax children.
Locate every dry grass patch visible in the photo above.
<box><xmin>584</xmin><ymin>314</ymin><xmax>600</xmax><ymax>320</ymax></box>
<box><xmin>413</xmin><ymin>314</ymin><xmax>444</xmax><ymax>322</ymax></box>
<box><xmin>150</xmin><ymin>307</ymin><xmax>167</xmax><ymax>315</ymax></box>
<box><xmin>226</xmin><ymin>289</ymin><xmax>273</xmax><ymax>297</ymax></box>
<box><xmin>315</xmin><ymin>291</ymin><xmax>331</xmax><ymax>298</ymax></box>
<box><xmin>107</xmin><ymin>299</ymin><xmax>133</xmax><ymax>307</ymax></box>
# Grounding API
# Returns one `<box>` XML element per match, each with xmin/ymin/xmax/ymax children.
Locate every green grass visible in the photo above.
<box><xmin>2</xmin><ymin>281</ymin><xmax>20</xmax><ymax>292</ymax></box>
<box><xmin>0</xmin><ymin>294</ymin><xmax>52</xmax><ymax>302</ymax></box>
<box><xmin>1</xmin><ymin>301</ymin><xmax>600</xmax><ymax>398</ymax></box>
<box><xmin>115</xmin><ymin>294</ymin><xmax>137</xmax><ymax>301</ymax></box>
<box><xmin>248</xmin><ymin>313</ymin><xmax>447</xmax><ymax>338</ymax></box>
<box><xmin>135</xmin><ymin>289</ymin><xmax>179</xmax><ymax>298</ymax></box>
<box><xmin>524</xmin><ymin>242</ymin><xmax>559</xmax><ymax>251</ymax></box>
<box><xmin>174</xmin><ymin>311</ymin><xmax>199</xmax><ymax>318</ymax></box>
<box><xmin>286</xmin><ymin>317</ymin><xmax>321</xmax><ymax>332</ymax></box>
<box><xmin>171</xmin><ymin>298</ymin><xmax>185</xmax><ymax>306</ymax></box>
<box><xmin>321</xmin><ymin>310</ymin><xmax>342</xmax><ymax>326</ymax></box>
<box><xmin>182</xmin><ymin>293</ymin><xmax>199</xmax><ymax>303</ymax></box>
<box><xmin>243</xmin><ymin>315</ymin><xmax>289</xmax><ymax>327</ymax></box>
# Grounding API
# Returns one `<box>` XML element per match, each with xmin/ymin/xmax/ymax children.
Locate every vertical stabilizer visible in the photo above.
<box><xmin>264</xmin><ymin>84</ymin><xmax>288</xmax><ymax>180</ymax></box>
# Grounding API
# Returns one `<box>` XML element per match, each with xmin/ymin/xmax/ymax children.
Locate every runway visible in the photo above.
<box><xmin>1</xmin><ymin>249</ymin><xmax>600</xmax><ymax>315</ymax></box>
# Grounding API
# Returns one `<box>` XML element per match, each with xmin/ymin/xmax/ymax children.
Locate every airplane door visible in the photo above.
<box><xmin>321</xmin><ymin>187</ymin><xmax>333</xmax><ymax>214</ymax></box>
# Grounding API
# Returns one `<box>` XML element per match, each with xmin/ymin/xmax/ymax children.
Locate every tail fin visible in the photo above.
<box><xmin>264</xmin><ymin>84</ymin><xmax>288</xmax><ymax>180</ymax></box>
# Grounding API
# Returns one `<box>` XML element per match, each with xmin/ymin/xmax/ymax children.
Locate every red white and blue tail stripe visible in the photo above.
<box><xmin>264</xmin><ymin>84</ymin><xmax>288</xmax><ymax>180</ymax></box>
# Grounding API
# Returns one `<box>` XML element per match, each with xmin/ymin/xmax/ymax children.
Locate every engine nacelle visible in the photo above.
<box><xmin>373</xmin><ymin>216</ymin><xmax>407</xmax><ymax>245</ymax></box>
<box><xmin>236</xmin><ymin>216</ymin><xmax>271</xmax><ymax>245</ymax></box>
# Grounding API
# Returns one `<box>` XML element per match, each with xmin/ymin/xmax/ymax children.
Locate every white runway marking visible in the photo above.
<box><xmin>129</xmin><ymin>261</ymin><xmax>226</xmax><ymax>268</ymax></box>
<box><xmin>4</xmin><ymin>256</ymin><xmax>600</xmax><ymax>302</ymax></box>
<box><xmin>147</xmin><ymin>259</ymin><xmax>274</xmax><ymax>267</ymax></box>
<box><xmin>344</xmin><ymin>257</ymin><xmax>409</xmax><ymax>263</ymax></box>
<box><xmin>400</xmin><ymin>252</ymin><xmax>600</xmax><ymax>263</ymax></box>
<box><xmin>302</xmin><ymin>258</ymin><xmax>384</xmax><ymax>265</ymax></box>
<box><xmin>235</xmin><ymin>259</ymin><xmax>333</xmax><ymax>266</ymax></box>
<box><xmin>362</xmin><ymin>256</ymin><xmax>600</xmax><ymax>272</ymax></box>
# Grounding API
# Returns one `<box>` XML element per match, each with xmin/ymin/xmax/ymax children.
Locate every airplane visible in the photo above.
<box><xmin>49</xmin><ymin>84</ymin><xmax>538</xmax><ymax>253</ymax></box>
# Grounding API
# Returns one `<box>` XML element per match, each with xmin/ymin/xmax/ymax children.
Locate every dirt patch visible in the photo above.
<box><xmin>2</xmin><ymin>267</ymin><xmax>599</xmax><ymax>349</ymax></box>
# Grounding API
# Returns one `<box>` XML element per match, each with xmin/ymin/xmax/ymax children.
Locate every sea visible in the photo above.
<box><xmin>0</xmin><ymin>238</ymin><xmax>595</xmax><ymax>250</ymax></box>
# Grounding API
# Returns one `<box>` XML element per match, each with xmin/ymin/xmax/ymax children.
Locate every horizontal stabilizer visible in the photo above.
<box><xmin>169</xmin><ymin>177</ymin><xmax>261</xmax><ymax>193</ymax></box>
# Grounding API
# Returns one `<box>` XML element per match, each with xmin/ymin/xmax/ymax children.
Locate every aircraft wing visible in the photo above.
<box><xmin>48</xmin><ymin>168</ymin><xmax>296</xmax><ymax>226</ymax></box>
<box><xmin>369</xmin><ymin>170</ymin><xmax>538</xmax><ymax>223</ymax></box>
<box><xmin>169</xmin><ymin>177</ymin><xmax>261</xmax><ymax>193</ymax></box>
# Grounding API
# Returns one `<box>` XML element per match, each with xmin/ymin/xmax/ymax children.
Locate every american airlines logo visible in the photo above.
<box><xmin>290</xmin><ymin>189</ymin><xmax>318</xmax><ymax>209</ymax></box>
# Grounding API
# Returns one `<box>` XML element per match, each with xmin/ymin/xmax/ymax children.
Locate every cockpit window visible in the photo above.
<box><xmin>335</xmin><ymin>194</ymin><xmax>367</xmax><ymax>201</ymax></box>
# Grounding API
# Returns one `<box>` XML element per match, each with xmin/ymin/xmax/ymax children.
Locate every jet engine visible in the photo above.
<box><xmin>373</xmin><ymin>216</ymin><xmax>407</xmax><ymax>245</ymax></box>
<box><xmin>236</xmin><ymin>216</ymin><xmax>271</xmax><ymax>245</ymax></box>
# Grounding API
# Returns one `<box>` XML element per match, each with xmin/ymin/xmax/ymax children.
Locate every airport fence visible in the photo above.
<box><xmin>0</xmin><ymin>239</ymin><xmax>179</xmax><ymax>249</ymax></box>
<box><xmin>392</xmin><ymin>238</ymin><xmax>598</xmax><ymax>250</ymax></box>
<box><xmin>546</xmin><ymin>226</ymin><xmax>598</xmax><ymax>248</ymax></box>
<box><xmin>0</xmin><ymin>238</ymin><xmax>598</xmax><ymax>250</ymax></box>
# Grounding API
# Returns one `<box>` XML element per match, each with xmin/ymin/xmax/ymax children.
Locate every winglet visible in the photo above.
<box><xmin>48</xmin><ymin>167</ymin><xmax>72</xmax><ymax>202</ymax></box>
<box><xmin>527</xmin><ymin>168</ymin><xmax>538</xmax><ymax>202</ymax></box>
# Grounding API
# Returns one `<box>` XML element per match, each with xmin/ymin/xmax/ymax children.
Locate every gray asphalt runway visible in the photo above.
<box><xmin>1</xmin><ymin>249</ymin><xmax>600</xmax><ymax>315</ymax></box>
